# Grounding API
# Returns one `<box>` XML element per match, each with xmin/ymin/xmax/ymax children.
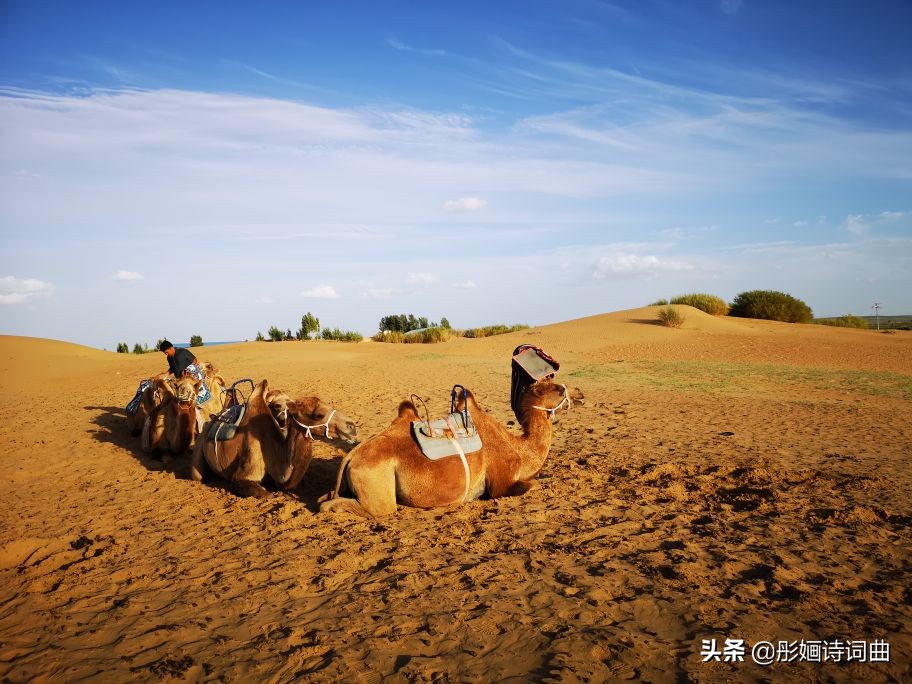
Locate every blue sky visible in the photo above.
<box><xmin>1</xmin><ymin>0</ymin><xmax>910</xmax><ymax>348</ymax></box>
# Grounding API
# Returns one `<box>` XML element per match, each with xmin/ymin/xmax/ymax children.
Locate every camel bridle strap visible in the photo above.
<box><xmin>291</xmin><ymin>409</ymin><xmax>336</xmax><ymax>441</ymax></box>
<box><xmin>531</xmin><ymin>386</ymin><xmax>571</xmax><ymax>421</ymax></box>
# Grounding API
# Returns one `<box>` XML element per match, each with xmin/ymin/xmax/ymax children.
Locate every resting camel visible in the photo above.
<box><xmin>142</xmin><ymin>375</ymin><xmax>203</xmax><ymax>455</ymax></box>
<box><xmin>319</xmin><ymin>380</ymin><xmax>584</xmax><ymax>517</ymax></box>
<box><xmin>190</xmin><ymin>379</ymin><xmax>358</xmax><ymax>498</ymax></box>
<box><xmin>128</xmin><ymin>372</ymin><xmax>169</xmax><ymax>437</ymax></box>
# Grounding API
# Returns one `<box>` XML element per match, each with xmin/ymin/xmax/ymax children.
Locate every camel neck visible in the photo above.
<box><xmin>517</xmin><ymin>408</ymin><xmax>554</xmax><ymax>480</ymax></box>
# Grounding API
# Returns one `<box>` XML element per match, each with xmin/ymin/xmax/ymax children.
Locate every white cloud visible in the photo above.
<box><xmin>406</xmin><ymin>272</ymin><xmax>436</xmax><ymax>285</ymax></box>
<box><xmin>254</xmin><ymin>295</ymin><xmax>274</xmax><ymax>304</ymax></box>
<box><xmin>451</xmin><ymin>280</ymin><xmax>478</xmax><ymax>289</ymax></box>
<box><xmin>300</xmin><ymin>284</ymin><xmax>340</xmax><ymax>299</ymax></box>
<box><xmin>443</xmin><ymin>197</ymin><xmax>488</xmax><ymax>213</ymax></box>
<box><xmin>846</xmin><ymin>214</ymin><xmax>869</xmax><ymax>236</ymax></box>
<box><xmin>593</xmin><ymin>254</ymin><xmax>694</xmax><ymax>279</ymax></box>
<box><xmin>793</xmin><ymin>220</ymin><xmax>808</xmax><ymax>227</ymax></box>
<box><xmin>0</xmin><ymin>276</ymin><xmax>54</xmax><ymax>304</ymax></box>
<box><xmin>114</xmin><ymin>270</ymin><xmax>143</xmax><ymax>282</ymax></box>
<box><xmin>878</xmin><ymin>211</ymin><xmax>906</xmax><ymax>221</ymax></box>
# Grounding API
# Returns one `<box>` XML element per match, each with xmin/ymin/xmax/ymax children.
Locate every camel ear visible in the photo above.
<box><xmin>568</xmin><ymin>387</ymin><xmax>585</xmax><ymax>405</ymax></box>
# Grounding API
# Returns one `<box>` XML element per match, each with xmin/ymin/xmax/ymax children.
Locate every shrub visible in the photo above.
<box><xmin>463</xmin><ymin>324</ymin><xmax>530</xmax><ymax>338</ymax></box>
<box><xmin>116</xmin><ymin>342</ymin><xmax>129</xmax><ymax>353</ymax></box>
<box><xmin>132</xmin><ymin>343</ymin><xmax>144</xmax><ymax>354</ymax></box>
<box><xmin>372</xmin><ymin>331</ymin><xmax>406</xmax><ymax>343</ymax></box>
<box><xmin>255</xmin><ymin>331</ymin><xmax>265</xmax><ymax>341</ymax></box>
<box><xmin>658</xmin><ymin>306</ymin><xmax>685</xmax><ymax>328</ymax></box>
<box><xmin>669</xmin><ymin>293</ymin><xmax>728</xmax><ymax>316</ymax></box>
<box><xmin>404</xmin><ymin>327</ymin><xmax>452</xmax><ymax>344</ymax></box>
<box><xmin>320</xmin><ymin>328</ymin><xmax>363</xmax><ymax>342</ymax></box>
<box><xmin>190</xmin><ymin>335</ymin><xmax>203</xmax><ymax>347</ymax></box>
<box><xmin>814</xmin><ymin>315</ymin><xmax>869</xmax><ymax>329</ymax></box>
<box><xmin>729</xmin><ymin>290</ymin><xmax>813</xmax><ymax>323</ymax></box>
<box><xmin>649</xmin><ymin>298</ymin><xmax>669</xmax><ymax>306</ymax></box>
<box><xmin>267</xmin><ymin>326</ymin><xmax>284</xmax><ymax>342</ymax></box>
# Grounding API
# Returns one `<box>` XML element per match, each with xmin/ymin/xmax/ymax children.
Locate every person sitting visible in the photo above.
<box><xmin>159</xmin><ymin>340</ymin><xmax>197</xmax><ymax>377</ymax></box>
<box><xmin>159</xmin><ymin>340</ymin><xmax>211</xmax><ymax>405</ymax></box>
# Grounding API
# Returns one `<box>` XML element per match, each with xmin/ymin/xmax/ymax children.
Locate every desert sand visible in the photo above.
<box><xmin>1</xmin><ymin>306</ymin><xmax>910</xmax><ymax>682</ymax></box>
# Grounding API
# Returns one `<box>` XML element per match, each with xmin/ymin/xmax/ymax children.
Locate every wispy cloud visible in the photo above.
<box><xmin>451</xmin><ymin>280</ymin><xmax>477</xmax><ymax>289</ymax></box>
<box><xmin>300</xmin><ymin>285</ymin><xmax>340</xmax><ymax>299</ymax></box>
<box><xmin>254</xmin><ymin>295</ymin><xmax>274</xmax><ymax>304</ymax></box>
<box><xmin>0</xmin><ymin>276</ymin><xmax>54</xmax><ymax>304</ymax></box>
<box><xmin>592</xmin><ymin>253</ymin><xmax>694</xmax><ymax>279</ymax></box>
<box><xmin>846</xmin><ymin>214</ymin><xmax>870</xmax><ymax>236</ymax></box>
<box><xmin>443</xmin><ymin>197</ymin><xmax>488</xmax><ymax>213</ymax></box>
<box><xmin>386</xmin><ymin>38</ymin><xmax>447</xmax><ymax>57</ymax></box>
<box><xmin>114</xmin><ymin>270</ymin><xmax>143</xmax><ymax>281</ymax></box>
<box><xmin>406</xmin><ymin>272</ymin><xmax>437</xmax><ymax>285</ymax></box>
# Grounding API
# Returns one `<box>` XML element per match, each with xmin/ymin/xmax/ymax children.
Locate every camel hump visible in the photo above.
<box><xmin>397</xmin><ymin>400</ymin><xmax>420</xmax><ymax>420</ymax></box>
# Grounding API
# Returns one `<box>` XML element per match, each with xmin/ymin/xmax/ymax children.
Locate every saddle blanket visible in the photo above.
<box><xmin>183</xmin><ymin>363</ymin><xmax>211</xmax><ymax>406</ymax></box>
<box><xmin>206</xmin><ymin>404</ymin><xmax>247</xmax><ymax>441</ymax></box>
<box><xmin>126</xmin><ymin>379</ymin><xmax>152</xmax><ymax>416</ymax></box>
<box><xmin>411</xmin><ymin>412</ymin><xmax>482</xmax><ymax>460</ymax></box>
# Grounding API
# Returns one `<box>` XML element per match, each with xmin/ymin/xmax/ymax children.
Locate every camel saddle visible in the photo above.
<box><xmin>411</xmin><ymin>385</ymin><xmax>482</xmax><ymax>460</ymax></box>
<box><xmin>206</xmin><ymin>404</ymin><xmax>247</xmax><ymax>441</ymax></box>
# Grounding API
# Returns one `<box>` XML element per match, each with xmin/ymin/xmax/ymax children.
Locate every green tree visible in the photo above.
<box><xmin>439</xmin><ymin>317</ymin><xmax>451</xmax><ymax>329</ymax></box>
<box><xmin>116</xmin><ymin>342</ymin><xmax>129</xmax><ymax>353</ymax></box>
<box><xmin>189</xmin><ymin>335</ymin><xmax>203</xmax><ymax>347</ymax></box>
<box><xmin>267</xmin><ymin>326</ymin><xmax>284</xmax><ymax>341</ymax></box>
<box><xmin>298</xmin><ymin>312</ymin><xmax>320</xmax><ymax>340</ymax></box>
<box><xmin>132</xmin><ymin>343</ymin><xmax>144</xmax><ymax>354</ymax></box>
<box><xmin>255</xmin><ymin>331</ymin><xmax>265</xmax><ymax>341</ymax></box>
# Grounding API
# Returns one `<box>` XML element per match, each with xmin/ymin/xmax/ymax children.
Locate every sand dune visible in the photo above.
<box><xmin>1</xmin><ymin>308</ymin><xmax>910</xmax><ymax>682</ymax></box>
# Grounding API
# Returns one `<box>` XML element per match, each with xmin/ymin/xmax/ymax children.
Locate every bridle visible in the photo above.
<box><xmin>531</xmin><ymin>385</ymin><xmax>572</xmax><ymax>421</ymax></box>
<box><xmin>290</xmin><ymin>409</ymin><xmax>336</xmax><ymax>441</ymax></box>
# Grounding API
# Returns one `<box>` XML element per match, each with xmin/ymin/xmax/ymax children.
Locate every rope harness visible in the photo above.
<box><xmin>531</xmin><ymin>385</ymin><xmax>572</xmax><ymax>421</ymax></box>
<box><xmin>290</xmin><ymin>409</ymin><xmax>336</xmax><ymax>441</ymax></box>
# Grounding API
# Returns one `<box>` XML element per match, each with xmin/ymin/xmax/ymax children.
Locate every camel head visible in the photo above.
<box><xmin>265</xmin><ymin>389</ymin><xmax>294</xmax><ymax>431</ymax></box>
<box><xmin>518</xmin><ymin>381</ymin><xmax>585</xmax><ymax>424</ymax></box>
<box><xmin>286</xmin><ymin>397</ymin><xmax>358</xmax><ymax>445</ymax></box>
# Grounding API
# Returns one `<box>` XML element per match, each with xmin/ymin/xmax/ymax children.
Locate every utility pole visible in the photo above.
<box><xmin>872</xmin><ymin>302</ymin><xmax>881</xmax><ymax>331</ymax></box>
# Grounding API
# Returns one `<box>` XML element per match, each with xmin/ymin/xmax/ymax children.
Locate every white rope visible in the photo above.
<box><xmin>291</xmin><ymin>409</ymin><xmax>335</xmax><ymax>441</ymax></box>
<box><xmin>531</xmin><ymin>385</ymin><xmax>571</xmax><ymax>421</ymax></box>
<box><xmin>445</xmin><ymin>415</ymin><xmax>472</xmax><ymax>502</ymax></box>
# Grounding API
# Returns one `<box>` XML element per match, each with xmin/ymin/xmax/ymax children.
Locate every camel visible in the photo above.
<box><xmin>127</xmin><ymin>372</ymin><xmax>169</xmax><ymax>437</ymax></box>
<box><xmin>142</xmin><ymin>375</ymin><xmax>203</xmax><ymax>455</ymax></box>
<box><xmin>319</xmin><ymin>380</ymin><xmax>584</xmax><ymax>517</ymax></box>
<box><xmin>190</xmin><ymin>379</ymin><xmax>358</xmax><ymax>498</ymax></box>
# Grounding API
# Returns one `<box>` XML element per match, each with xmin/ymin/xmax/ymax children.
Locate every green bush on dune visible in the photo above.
<box><xmin>658</xmin><ymin>306</ymin><xmax>686</xmax><ymax>328</ymax></box>
<box><xmin>814</xmin><ymin>315</ymin><xmax>869</xmax><ymax>329</ymax></box>
<box><xmin>729</xmin><ymin>290</ymin><xmax>813</xmax><ymax>323</ymax></box>
<box><xmin>669</xmin><ymin>293</ymin><xmax>729</xmax><ymax>316</ymax></box>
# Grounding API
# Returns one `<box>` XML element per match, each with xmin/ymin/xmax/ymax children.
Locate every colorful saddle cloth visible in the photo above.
<box><xmin>411</xmin><ymin>412</ymin><xmax>482</xmax><ymax>460</ymax></box>
<box><xmin>126</xmin><ymin>379</ymin><xmax>153</xmax><ymax>416</ymax></box>
<box><xmin>182</xmin><ymin>363</ymin><xmax>211</xmax><ymax>406</ymax></box>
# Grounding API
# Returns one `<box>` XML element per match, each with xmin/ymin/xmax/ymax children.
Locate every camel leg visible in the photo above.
<box><xmin>233</xmin><ymin>479</ymin><xmax>270</xmax><ymax>498</ymax></box>
<box><xmin>231</xmin><ymin>443</ymin><xmax>268</xmax><ymax>498</ymax></box>
<box><xmin>190</xmin><ymin>439</ymin><xmax>208</xmax><ymax>482</ymax></box>
<box><xmin>345</xmin><ymin>460</ymin><xmax>399</xmax><ymax>517</ymax></box>
<box><xmin>319</xmin><ymin>496</ymin><xmax>373</xmax><ymax>518</ymax></box>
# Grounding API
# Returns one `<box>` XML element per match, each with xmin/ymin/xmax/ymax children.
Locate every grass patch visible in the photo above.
<box><xmin>658</xmin><ymin>306</ymin><xmax>685</xmax><ymax>328</ymax></box>
<box><xmin>568</xmin><ymin>361</ymin><xmax>912</xmax><ymax>400</ymax></box>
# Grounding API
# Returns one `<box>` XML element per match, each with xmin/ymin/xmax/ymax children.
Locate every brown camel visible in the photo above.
<box><xmin>319</xmin><ymin>380</ymin><xmax>584</xmax><ymax>517</ymax></box>
<box><xmin>128</xmin><ymin>372</ymin><xmax>169</xmax><ymax>437</ymax></box>
<box><xmin>190</xmin><ymin>379</ymin><xmax>358</xmax><ymax>498</ymax></box>
<box><xmin>142</xmin><ymin>375</ymin><xmax>203</xmax><ymax>455</ymax></box>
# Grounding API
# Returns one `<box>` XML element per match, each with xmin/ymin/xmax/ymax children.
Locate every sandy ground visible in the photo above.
<box><xmin>1</xmin><ymin>306</ymin><xmax>910</xmax><ymax>683</ymax></box>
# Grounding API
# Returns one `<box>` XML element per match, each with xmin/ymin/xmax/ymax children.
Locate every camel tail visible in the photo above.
<box><xmin>325</xmin><ymin>449</ymin><xmax>356</xmax><ymax>501</ymax></box>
